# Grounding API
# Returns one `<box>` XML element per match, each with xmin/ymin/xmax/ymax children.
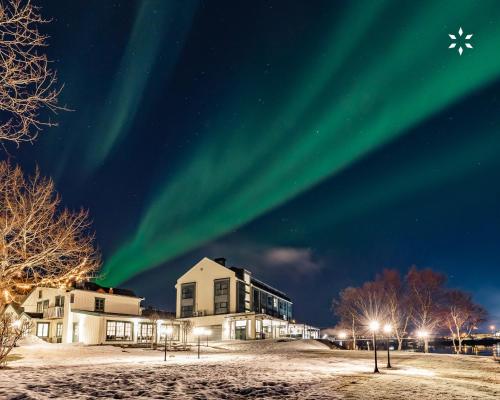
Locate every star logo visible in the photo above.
<box><xmin>448</xmin><ymin>27</ymin><xmax>473</xmax><ymax>56</ymax></box>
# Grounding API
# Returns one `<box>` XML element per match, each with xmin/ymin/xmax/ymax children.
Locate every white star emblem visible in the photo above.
<box><xmin>449</xmin><ymin>27</ymin><xmax>473</xmax><ymax>56</ymax></box>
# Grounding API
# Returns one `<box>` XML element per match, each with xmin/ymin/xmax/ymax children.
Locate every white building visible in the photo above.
<box><xmin>2</xmin><ymin>282</ymin><xmax>183</xmax><ymax>345</ymax></box>
<box><xmin>176</xmin><ymin>257</ymin><xmax>319</xmax><ymax>341</ymax></box>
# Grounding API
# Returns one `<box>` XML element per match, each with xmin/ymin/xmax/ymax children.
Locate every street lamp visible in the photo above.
<box><xmin>368</xmin><ymin>320</ymin><xmax>380</xmax><ymax>373</ymax></box>
<box><xmin>417</xmin><ymin>329</ymin><xmax>429</xmax><ymax>353</ymax></box>
<box><xmin>490</xmin><ymin>325</ymin><xmax>496</xmax><ymax>334</ymax></box>
<box><xmin>383</xmin><ymin>324</ymin><xmax>392</xmax><ymax>368</ymax></box>
<box><xmin>193</xmin><ymin>327</ymin><xmax>205</xmax><ymax>359</ymax></box>
<box><xmin>161</xmin><ymin>325</ymin><xmax>173</xmax><ymax>361</ymax></box>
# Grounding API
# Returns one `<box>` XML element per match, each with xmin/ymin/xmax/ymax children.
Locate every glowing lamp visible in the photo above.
<box><xmin>193</xmin><ymin>327</ymin><xmax>205</xmax><ymax>336</ymax></box>
<box><xmin>338</xmin><ymin>331</ymin><xmax>347</xmax><ymax>339</ymax></box>
<box><xmin>369</xmin><ymin>321</ymin><xmax>380</xmax><ymax>332</ymax></box>
<box><xmin>383</xmin><ymin>324</ymin><xmax>392</xmax><ymax>334</ymax></box>
<box><xmin>12</xmin><ymin>320</ymin><xmax>21</xmax><ymax>329</ymax></box>
<box><xmin>416</xmin><ymin>330</ymin><xmax>429</xmax><ymax>338</ymax></box>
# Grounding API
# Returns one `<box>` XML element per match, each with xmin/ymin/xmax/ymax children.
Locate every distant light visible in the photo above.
<box><xmin>193</xmin><ymin>327</ymin><xmax>206</xmax><ymax>336</ymax></box>
<box><xmin>369</xmin><ymin>321</ymin><xmax>380</xmax><ymax>332</ymax></box>
<box><xmin>338</xmin><ymin>331</ymin><xmax>347</xmax><ymax>339</ymax></box>
<box><xmin>490</xmin><ymin>325</ymin><xmax>496</xmax><ymax>331</ymax></box>
<box><xmin>12</xmin><ymin>320</ymin><xmax>21</xmax><ymax>329</ymax></box>
<box><xmin>383</xmin><ymin>324</ymin><xmax>392</xmax><ymax>334</ymax></box>
<box><xmin>417</xmin><ymin>330</ymin><xmax>429</xmax><ymax>338</ymax></box>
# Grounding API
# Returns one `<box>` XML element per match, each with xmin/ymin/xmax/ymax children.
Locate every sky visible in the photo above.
<box><xmin>8</xmin><ymin>0</ymin><xmax>500</xmax><ymax>327</ymax></box>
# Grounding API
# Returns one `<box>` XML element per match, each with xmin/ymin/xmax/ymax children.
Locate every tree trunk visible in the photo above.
<box><xmin>424</xmin><ymin>338</ymin><xmax>429</xmax><ymax>353</ymax></box>
<box><xmin>397</xmin><ymin>338</ymin><xmax>403</xmax><ymax>351</ymax></box>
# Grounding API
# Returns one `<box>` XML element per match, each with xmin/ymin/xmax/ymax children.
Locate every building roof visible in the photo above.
<box><xmin>215</xmin><ymin>258</ymin><xmax>292</xmax><ymax>302</ymax></box>
<box><xmin>73</xmin><ymin>281</ymin><xmax>139</xmax><ymax>298</ymax></box>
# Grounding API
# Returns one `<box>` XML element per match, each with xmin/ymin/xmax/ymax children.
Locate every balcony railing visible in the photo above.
<box><xmin>43</xmin><ymin>306</ymin><xmax>64</xmax><ymax>319</ymax></box>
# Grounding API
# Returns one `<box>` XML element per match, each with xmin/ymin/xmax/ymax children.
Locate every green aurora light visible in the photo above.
<box><xmin>99</xmin><ymin>1</ymin><xmax>500</xmax><ymax>286</ymax></box>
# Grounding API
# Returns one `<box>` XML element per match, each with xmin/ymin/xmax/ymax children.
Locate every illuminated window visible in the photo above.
<box><xmin>94</xmin><ymin>298</ymin><xmax>105</xmax><ymax>312</ymax></box>
<box><xmin>36</xmin><ymin>322</ymin><xmax>49</xmax><ymax>338</ymax></box>
<box><xmin>105</xmin><ymin>321</ymin><xmax>132</xmax><ymax>341</ymax></box>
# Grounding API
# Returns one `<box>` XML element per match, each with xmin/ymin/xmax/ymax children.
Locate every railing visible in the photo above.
<box><xmin>43</xmin><ymin>306</ymin><xmax>64</xmax><ymax>319</ymax></box>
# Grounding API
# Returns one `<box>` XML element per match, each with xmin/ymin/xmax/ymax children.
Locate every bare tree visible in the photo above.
<box><xmin>376</xmin><ymin>269</ymin><xmax>411</xmax><ymax>350</ymax></box>
<box><xmin>333</xmin><ymin>287</ymin><xmax>363</xmax><ymax>350</ymax></box>
<box><xmin>0</xmin><ymin>0</ymin><xmax>64</xmax><ymax>145</ymax></box>
<box><xmin>334</xmin><ymin>282</ymin><xmax>387</xmax><ymax>349</ymax></box>
<box><xmin>443</xmin><ymin>290</ymin><xmax>488</xmax><ymax>354</ymax></box>
<box><xmin>407</xmin><ymin>266</ymin><xmax>446</xmax><ymax>353</ymax></box>
<box><xmin>0</xmin><ymin>161</ymin><xmax>100</xmax><ymax>306</ymax></box>
<box><xmin>0</xmin><ymin>313</ymin><xmax>31</xmax><ymax>368</ymax></box>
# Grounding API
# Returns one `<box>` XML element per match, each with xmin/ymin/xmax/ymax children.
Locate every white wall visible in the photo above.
<box><xmin>175</xmin><ymin>258</ymin><xmax>236</xmax><ymax>317</ymax></box>
<box><xmin>71</xmin><ymin>290</ymin><xmax>142</xmax><ymax>315</ymax></box>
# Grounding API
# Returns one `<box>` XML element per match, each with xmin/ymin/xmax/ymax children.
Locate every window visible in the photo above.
<box><xmin>181</xmin><ymin>283</ymin><xmax>195</xmax><ymax>299</ymax></box>
<box><xmin>55</xmin><ymin>295</ymin><xmax>65</xmax><ymax>307</ymax></box>
<box><xmin>252</xmin><ymin>288</ymin><xmax>260</xmax><ymax>313</ymax></box>
<box><xmin>36</xmin><ymin>301</ymin><xmax>43</xmax><ymax>313</ymax></box>
<box><xmin>180</xmin><ymin>283</ymin><xmax>195</xmax><ymax>317</ymax></box>
<box><xmin>138</xmin><ymin>323</ymin><xmax>153</xmax><ymax>342</ymax></box>
<box><xmin>236</xmin><ymin>281</ymin><xmax>246</xmax><ymax>313</ymax></box>
<box><xmin>214</xmin><ymin>278</ymin><xmax>229</xmax><ymax>315</ymax></box>
<box><xmin>38</xmin><ymin>290</ymin><xmax>43</xmax><ymax>299</ymax></box>
<box><xmin>70</xmin><ymin>293</ymin><xmax>75</xmax><ymax>303</ymax></box>
<box><xmin>214</xmin><ymin>279</ymin><xmax>229</xmax><ymax>296</ymax></box>
<box><xmin>159</xmin><ymin>324</ymin><xmax>180</xmax><ymax>341</ymax></box>
<box><xmin>36</xmin><ymin>322</ymin><xmax>49</xmax><ymax>338</ymax></box>
<box><xmin>56</xmin><ymin>323</ymin><xmax>63</xmax><ymax>338</ymax></box>
<box><xmin>106</xmin><ymin>321</ymin><xmax>133</xmax><ymax>341</ymax></box>
<box><xmin>95</xmin><ymin>297</ymin><xmax>105</xmax><ymax>312</ymax></box>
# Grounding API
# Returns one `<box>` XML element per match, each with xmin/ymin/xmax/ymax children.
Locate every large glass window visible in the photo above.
<box><xmin>106</xmin><ymin>321</ymin><xmax>133</xmax><ymax>341</ymax></box>
<box><xmin>180</xmin><ymin>283</ymin><xmax>195</xmax><ymax>317</ymax></box>
<box><xmin>138</xmin><ymin>323</ymin><xmax>154</xmax><ymax>342</ymax></box>
<box><xmin>36</xmin><ymin>322</ymin><xmax>49</xmax><ymax>338</ymax></box>
<box><xmin>95</xmin><ymin>297</ymin><xmax>105</xmax><ymax>312</ymax></box>
<box><xmin>214</xmin><ymin>278</ymin><xmax>229</xmax><ymax>315</ymax></box>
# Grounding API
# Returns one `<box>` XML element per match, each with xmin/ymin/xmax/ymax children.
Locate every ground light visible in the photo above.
<box><xmin>193</xmin><ymin>327</ymin><xmax>206</xmax><ymax>359</ymax></box>
<box><xmin>368</xmin><ymin>321</ymin><xmax>380</xmax><ymax>373</ymax></box>
<box><xmin>161</xmin><ymin>325</ymin><xmax>173</xmax><ymax>361</ymax></box>
<box><xmin>383</xmin><ymin>324</ymin><xmax>392</xmax><ymax>368</ymax></box>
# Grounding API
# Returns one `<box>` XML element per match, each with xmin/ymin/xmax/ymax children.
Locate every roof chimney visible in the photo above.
<box><xmin>214</xmin><ymin>257</ymin><xmax>226</xmax><ymax>266</ymax></box>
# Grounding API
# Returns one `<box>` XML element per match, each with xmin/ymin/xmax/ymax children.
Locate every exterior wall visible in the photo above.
<box><xmin>175</xmin><ymin>258</ymin><xmax>236</xmax><ymax>318</ymax></box>
<box><xmin>71</xmin><ymin>290</ymin><xmax>142</xmax><ymax>315</ymax></box>
<box><xmin>22</xmin><ymin>287</ymin><xmax>66</xmax><ymax>314</ymax></box>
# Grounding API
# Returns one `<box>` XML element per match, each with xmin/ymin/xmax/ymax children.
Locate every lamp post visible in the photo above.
<box><xmin>383</xmin><ymin>324</ymin><xmax>392</xmax><ymax>369</ymax></box>
<box><xmin>369</xmin><ymin>321</ymin><xmax>380</xmax><ymax>373</ymax></box>
<box><xmin>193</xmin><ymin>327</ymin><xmax>205</xmax><ymax>359</ymax></box>
<box><xmin>162</xmin><ymin>325</ymin><xmax>173</xmax><ymax>361</ymax></box>
<box><xmin>417</xmin><ymin>329</ymin><xmax>429</xmax><ymax>353</ymax></box>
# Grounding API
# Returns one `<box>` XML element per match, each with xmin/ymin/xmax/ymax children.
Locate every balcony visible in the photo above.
<box><xmin>43</xmin><ymin>306</ymin><xmax>64</xmax><ymax>319</ymax></box>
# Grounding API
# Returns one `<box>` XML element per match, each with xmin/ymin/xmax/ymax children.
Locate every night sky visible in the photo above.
<box><xmin>9</xmin><ymin>0</ymin><xmax>500</xmax><ymax>327</ymax></box>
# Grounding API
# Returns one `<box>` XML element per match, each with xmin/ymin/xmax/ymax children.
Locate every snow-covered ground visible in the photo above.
<box><xmin>1</xmin><ymin>338</ymin><xmax>498</xmax><ymax>399</ymax></box>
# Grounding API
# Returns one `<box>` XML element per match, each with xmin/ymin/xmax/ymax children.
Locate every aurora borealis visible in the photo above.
<box><xmin>12</xmin><ymin>0</ymin><xmax>500</xmax><ymax>326</ymax></box>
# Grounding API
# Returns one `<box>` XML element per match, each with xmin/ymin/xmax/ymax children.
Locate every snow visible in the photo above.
<box><xmin>1</xmin><ymin>339</ymin><xmax>499</xmax><ymax>399</ymax></box>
